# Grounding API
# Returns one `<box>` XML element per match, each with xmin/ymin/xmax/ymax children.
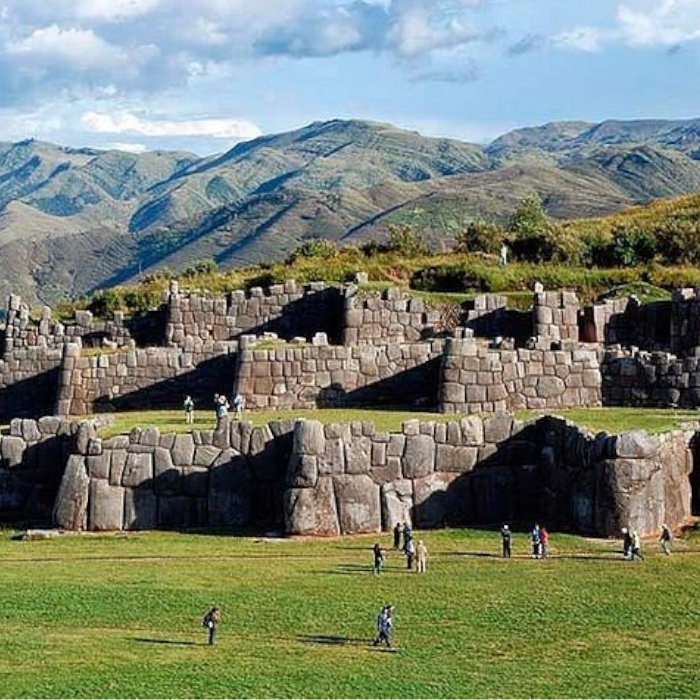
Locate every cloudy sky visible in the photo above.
<box><xmin>0</xmin><ymin>0</ymin><xmax>698</xmax><ymax>153</ymax></box>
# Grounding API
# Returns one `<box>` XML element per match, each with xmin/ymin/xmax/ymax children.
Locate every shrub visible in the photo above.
<box><xmin>610</xmin><ymin>225</ymin><xmax>656</xmax><ymax>266</ymax></box>
<box><xmin>453</xmin><ymin>220</ymin><xmax>504</xmax><ymax>254</ymax></box>
<box><xmin>287</xmin><ymin>238</ymin><xmax>339</xmax><ymax>262</ymax></box>
<box><xmin>386</xmin><ymin>223</ymin><xmax>428</xmax><ymax>258</ymax></box>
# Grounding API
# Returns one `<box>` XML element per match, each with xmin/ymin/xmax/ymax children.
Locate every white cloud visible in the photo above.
<box><xmin>5</xmin><ymin>25</ymin><xmax>128</xmax><ymax>68</ymax></box>
<box><xmin>73</xmin><ymin>0</ymin><xmax>162</xmax><ymax>22</ymax></box>
<box><xmin>555</xmin><ymin>26</ymin><xmax>610</xmax><ymax>52</ymax></box>
<box><xmin>105</xmin><ymin>141</ymin><xmax>148</xmax><ymax>153</ymax></box>
<box><xmin>81</xmin><ymin>111</ymin><xmax>262</xmax><ymax>140</ymax></box>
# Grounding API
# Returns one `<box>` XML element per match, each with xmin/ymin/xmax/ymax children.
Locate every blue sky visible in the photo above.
<box><xmin>0</xmin><ymin>0</ymin><xmax>698</xmax><ymax>153</ymax></box>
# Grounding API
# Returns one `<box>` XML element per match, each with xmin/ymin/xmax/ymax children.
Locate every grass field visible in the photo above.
<box><xmin>96</xmin><ymin>407</ymin><xmax>700</xmax><ymax>439</ymax></box>
<box><xmin>0</xmin><ymin>528</ymin><xmax>699</xmax><ymax>698</ymax></box>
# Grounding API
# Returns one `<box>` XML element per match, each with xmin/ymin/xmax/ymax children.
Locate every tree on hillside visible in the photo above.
<box><xmin>453</xmin><ymin>219</ymin><xmax>504</xmax><ymax>254</ymax></box>
<box><xmin>386</xmin><ymin>223</ymin><xmax>428</xmax><ymax>258</ymax></box>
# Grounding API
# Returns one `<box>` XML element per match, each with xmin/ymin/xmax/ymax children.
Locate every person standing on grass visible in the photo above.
<box><xmin>622</xmin><ymin>528</ymin><xmax>632</xmax><ymax>560</ymax></box>
<box><xmin>531</xmin><ymin>523</ymin><xmax>542</xmax><ymax>559</ymax></box>
<box><xmin>393</xmin><ymin>523</ymin><xmax>402</xmax><ymax>550</ymax></box>
<box><xmin>631</xmin><ymin>531</ymin><xmax>645</xmax><ymax>561</ymax></box>
<box><xmin>183</xmin><ymin>395</ymin><xmax>195</xmax><ymax>424</ymax></box>
<box><xmin>373</xmin><ymin>605</ymin><xmax>393</xmax><ymax>648</ymax></box>
<box><xmin>659</xmin><ymin>524</ymin><xmax>672</xmax><ymax>555</ymax></box>
<box><xmin>405</xmin><ymin>537</ymin><xmax>416</xmax><ymax>570</ymax></box>
<box><xmin>372</xmin><ymin>543</ymin><xmax>385</xmax><ymax>575</ymax></box>
<box><xmin>402</xmin><ymin>522</ymin><xmax>412</xmax><ymax>553</ymax></box>
<box><xmin>416</xmin><ymin>539</ymin><xmax>428</xmax><ymax>573</ymax></box>
<box><xmin>232</xmin><ymin>392</ymin><xmax>245</xmax><ymax>420</ymax></box>
<box><xmin>501</xmin><ymin>524</ymin><xmax>512</xmax><ymax>558</ymax></box>
<box><xmin>540</xmin><ymin>526</ymin><xmax>550</xmax><ymax>559</ymax></box>
<box><xmin>202</xmin><ymin>606</ymin><xmax>221</xmax><ymax>646</ymax></box>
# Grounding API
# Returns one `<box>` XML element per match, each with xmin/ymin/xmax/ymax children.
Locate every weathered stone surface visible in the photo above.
<box><xmin>122</xmin><ymin>452</ymin><xmax>153</xmax><ymax>487</ymax></box>
<box><xmin>123</xmin><ymin>487</ymin><xmax>157</xmax><ymax>530</ymax></box>
<box><xmin>294</xmin><ymin>419</ymin><xmax>325</xmax><ymax>456</ymax></box>
<box><xmin>615</xmin><ymin>431</ymin><xmax>661</xmax><ymax>459</ymax></box>
<box><xmin>402</xmin><ymin>435</ymin><xmax>435</xmax><ymax>478</ymax></box>
<box><xmin>435</xmin><ymin>444</ymin><xmax>478</xmax><ymax>473</ymax></box>
<box><xmin>287</xmin><ymin>454</ymin><xmax>318</xmax><ymax>488</ymax></box>
<box><xmin>332</xmin><ymin>474</ymin><xmax>381</xmax><ymax>534</ymax></box>
<box><xmin>53</xmin><ymin>455</ymin><xmax>89</xmax><ymax>530</ymax></box>
<box><xmin>381</xmin><ymin>479</ymin><xmax>413</xmax><ymax>530</ymax></box>
<box><xmin>88</xmin><ymin>480</ymin><xmax>124</xmax><ymax>530</ymax></box>
<box><xmin>109</xmin><ymin>449</ymin><xmax>127</xmax><ymax>486</ymax></box>
<box><xmin>284</xmin><ymin>476</ymin><xmax>340</xmax><ymax>536</ymax></box>
<box><xmin>345</xmin><ymin>437</ymin><xmax>371</xmax><ymax>475</ymax></box>
<box><xmin>413</xmin><ymin>472</ymin><xmax>459</xmax><ymax>528</ymax></box>
<box><xmin>171</xmin><ymin>434</ymin><xmax>195</xmax><ymax>466</ymax></box>
<box><xmin>208</xmin><ymin>449</ymin><xmax>251</xmax><ymax>526</ymax></box>
<box><xmin>86</xmin><ymin>452</ymin><xmax>111</xmax><ymax>480</ymax></box>
<box><xmin>0</xmin><ymin>436</ymin><xmax>25</xmax><ymax>468</ymax></box>
<box><xmin>319</xmin><ymin>437</ymin><xmax>345</xmax><ymax>475</ymax></box>
<box><xmin>536</xmin><ymin>375</ymin><xmax>566</xmax><ymax>398</ymax></box>
<box><xmin>193</xmin><ymin>445</ymin><xmax>221</xmax><ymax>467</ymax></box>
<box><xmin>483</xmin><ymin>412</ymin><xmax>513</xmax><ymax>444</ymax></box>
<box><xmin>154</xmin><ymin>446</ymin><xmax>180</xmax><ymax>494</ymax></box>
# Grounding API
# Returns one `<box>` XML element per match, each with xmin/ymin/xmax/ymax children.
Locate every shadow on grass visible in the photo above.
<box><xmin>130</xmin><ymin>637</ymin><xmax>200</xmax><ymax>646</ymax></box>
<box><xmin>297</xmin><ymin>634</ymin><xmax>368</xmax><ymax>647</ymax></box>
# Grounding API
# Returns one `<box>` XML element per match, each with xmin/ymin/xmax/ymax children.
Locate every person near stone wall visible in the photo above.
<box><xmin>232</xmin><ymin>392</ymin><xmax>245</xmax><ymax>420</ymax></box>
<box><xmin>622</xmin><ymin>528</ymin><xmax>632</xmax><ymax>560</ymax></box>
<box><xmin>202</xmin><ymin>606</ymin><xmax>221</xmax><ymax>646</ymax></box>
<box><xmin>416</xmin><ymin>540</ymin><xmax>428</xmax><ymax>574</ymax></box>
<box><xmin>540</xmin><ymin>526</ymin><xmax>550</xmax><ymax>559</ymax></box>
<box><xmin>405</xmin><ymin>538</ymin><xmax>415</xmax><ymax>570</ymax></box>
<box><xmin>659</xmin><ymin>524</ymin><xmax>672</xmax><ymax>556</ymax></box>
<box><xmin>393</xmin><ymin>523</ymin><xmax>402</xmax><ymax>550</ymax></box>
<box><xmin>214</xmin><ymin>394</ymin><xmax>229</xmax><ymax>423</ymax></box>
<box><xmin>373</xmin><ymin>543</ymin><xmax>385</xmax><ymax>575</ymax></box>
<box><xmin>501</xmin><ymin>524</ymin><xmax>512</xmax><ymax>558</ymax></box>
<box><xmin>631</xmin><ymin>531</ymin><xmax>645</xmax><ymax>561</ymax></box>
<box><xmin>402</xmin><ymin>522</ymin><xmax>412</xmax><ymax>553</ymax></box>
<box><xmin>531</xmin><ymin>524</ymin><xmax>542</xmax><ymax>559</ymax></box>
<box><xmin>183</xmin><ymin>395</ymin><xmax>195</xmax><ymax>425</ymax></box>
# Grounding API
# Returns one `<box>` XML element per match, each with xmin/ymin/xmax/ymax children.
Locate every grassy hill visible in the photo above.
<box><xmin>4</xmin><ymin>118</ymin><xmax>700</xmax><ymax>306</ymax></box>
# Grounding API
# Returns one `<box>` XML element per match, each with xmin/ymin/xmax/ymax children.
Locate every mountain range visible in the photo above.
<box><xmin>3</xmin><ymin>117</ymin><xmax>700</xmax><ymax>306</ymax></box>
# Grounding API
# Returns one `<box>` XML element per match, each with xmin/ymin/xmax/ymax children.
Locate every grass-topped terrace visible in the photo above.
<box><xmin>0</xmin><ymin>527</ymin><xmax>699</xmax><ymax>698</ymax></box>
<box><xmin>96</xmin><ymin>407</ymin><xmax>700</xmax><ymax>439</ymax></box>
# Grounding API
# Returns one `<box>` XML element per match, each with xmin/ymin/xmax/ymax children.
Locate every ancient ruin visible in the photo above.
<box><xmin>1</xmin><ymin>278</ymin><xmax>700</xmax><ymax>538</ymax></box>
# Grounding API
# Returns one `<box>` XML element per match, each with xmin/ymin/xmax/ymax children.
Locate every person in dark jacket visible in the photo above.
<box><xmin>372</xmin><ymin>543</ymin><xmax>384</xmax><ymax>575</ymax></box>
<box><xmin>622</xmin><ymin>528</ymin><xmax>633</xmax><ymax>560</ymax></box>
<box><xmin>393</xmin><ymin>523</ymin><xmax>402</xmax><ymax>550</ymax></box>
<box><xmin>659</xmin><ymin>524</ymin><xmax>672</xmax><ymax>555</ymax></box>
<box><xmin>202</xmin><ymin>606</ymin><xmax>221</xmax><ymax>646</ymax></box>
<box><xmin>501</xmin><ymin>524</ymin><xmax>512</xmax><ymax>558</ymax></box>
<box><xmin>373</xmin><ymin>604</ymin><xmax>393</xmax><ymax>648</ymax></box>
<box><xmin>402</xmin><ymin>522</ymin><xmax>412</xmax><ymax>552</ymax></box>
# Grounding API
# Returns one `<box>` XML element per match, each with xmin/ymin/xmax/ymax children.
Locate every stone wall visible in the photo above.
<box><xmin>342</xmin><ymin>287</ymin><xmax>440</xmax><ymax>345</ymax></box>
<box><xmin>235</xmin><ymin>337</ymin><xmax>445</xmax><ymax>410</ymax></box>
<box><xmin>533</xmin><ymin>290</ymin><xmax>580</xmax><ymax>344</ymax></box>
<box><xmin>670</xmin><ymin>288</ymin><xmax>700</xmax><ymax>355</ymax></box>
<box><xmin>581</xmin><ymin>296</ymin><xmax>670</xmax><ymax>350</ymax></box>
<box><xmin>465</xmin><ymin>294</ymin><xmax>532</xmax><ymax>341</ymax></box>
<box><xmin>602</xmin><ymin>348</ymin><xmax>700</xmax><ymax>408</ymax></box>
<box><xmin>165</xmin><ymin>280</ymin><xmax>343</xmax><ymax>349</ymax></box>
<box><xmin>0</xmin><ymin>416</ymin><xmax>109</xmax><ymax>522</ymax></box>
<box><xmin>56</xmin><ymin>341</ymin><xmax>239</xmax><ymax>416</ymax></box>
<box><xmin>283</xmin><ymin>415</ymin><xmax>696</xmax><ymax>538</ymax></box>
<box><xmin>439</xmin><ymin>332</ymin><xmax>602</xmax><ymax>414</ymax></box>
<box><xmin>53</xmin><ymin>416</ymin><xmax>295</xmax><ymax>531</ymax></box>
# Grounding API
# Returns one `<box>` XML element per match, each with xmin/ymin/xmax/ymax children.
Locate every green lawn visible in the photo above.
<box><xmin>0</xmin><ymin>529</ymin><xmax>699</xmax><ymax>698</ymax></box>
<box><xmin>96</xmin><ymin>407</ymin><xmax>700</xmax><ymax>439</ymax></box>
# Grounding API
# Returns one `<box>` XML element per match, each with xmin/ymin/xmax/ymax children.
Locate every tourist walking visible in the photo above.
<box><xmin>214</xmin><ymin>394</ymin><xmax>229</xmax><ymax>423</ymax></box>
<box><xmin>393</xmin><ymin>523</ymin><xmax>401</xmax><ymax>550</ymax></box>
<box><xmin>373</xmin><ymin>605</ymin><xmax>393</xmax><ymax>648</ymax></box>
<box><xmin>531</xmin><ymin>523</ymin><xmax>542</xmax><ymax>559</ymax></box>
<box><xmin>631</xmin><ymin>530</ymin><xmax>645</xmax><ymax>561</ymax></box>
<box><xmin>232</xmin><ymin>392</ymin><xmax>245</xmax><ymax>419</ymax></box>
<box><xmin>372</xmin><ymin>543</ymin><xmax>384</xmax><ymax>575</ymax></box>
<box><xmin>183</xmin><ymin>395</ymin><xmax>195</xmax><ymax>424</ymax></box>
<box><xmin>501</xmin><ymin>524</ymin><xmax>512</xmax><ymax>558</ymax></box>
<box><xmin>499</xmin><ymin>243</ymin><xmax>508</xmax><ymax>267</ymax></box>
<box><xmin>622</xmin><ymin>527</ymin><xmax>633</xmax><ymax>560</ymax></box>
<box><xmin>540</xmin><ymin>526</ymin><xmax>550</xmax><ymax>559</ymax></box>
<box><xmin>202</xmin><ymin>606</ymin><xmax>221</xmax><ymax>646</ymax></box>
<box><xmin>416</xmin><ymin>539</ymin><xmax>428</xmax><ymax>573</ymax></box>
<box><xmin>659</xmin><ymin>524</ymin><xmax>672</xmax><ymax>555</ymax></box>
<box><xmin>405</xmin><ymin>538</ymin><xmax>415</xmax><ymax>570</ymax></box>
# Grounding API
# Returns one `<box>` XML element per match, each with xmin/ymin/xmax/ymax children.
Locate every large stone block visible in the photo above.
<box><xmin>287</xmin><ymin>454</ymin><xmax>318</xmax><ymax>488</ymax></box>
<box><xmin>294</xmin><ymin>419</ymin><xmax>325</xmax><ymax>456</ymax></box>
<box><xmin>0</xmin><ymin>436</ymin><xmax>25</xmax><ymax>468</ymax></box>
<box><xmin>171</xmin><ymin>434</ymin><xmax>195</xmax><ymax>466</ymax></box>
<box><xmin>483</xmin><ymin>412</ymin><xmax>513</xmax><ymax>444</ymax></box>
<box><xmin>53</xmin><ymin>455</ymin><xmax>89</xmax><ymax>530</ymax></box>
<box><xmin>346</xmin><ymin>437</ymin><xmax>371</xmax><ymax>475</ymax></box>
<box><xmin>284</xmin><ymin>476</ymin><xmax>340</xmax><ymax>536</ymax></box>
<box><xmin>208</xmin><ymin>449</ymin><xmax>251</xmax><ymax>527</ymax></box>
<box><xmin>332</xmin><ymin>474</ymin><xmax>381</xmax><ymax>534</ymax></box>
<box><xmin>123</xmin><ymin>488</ymin><xmax>157</xmax><ymax>530</ymax></box>
<box><xmin>86</xmin><ymin>452</ymin><xmax>111</xmax><ymax>480</ymax></box>
<box><xmin>380</xmin><ymin>479</ymin><xmax>413</xmax><ymax>530</ymax></box>
<box><xmin>88</xmin><ymin>480</ymin><xmax>124</xmax><ymax>531</ymax></box>
<box><xmin>615</xmin><ymin>431</ymin><xmax>661</xmax><ymax>460</ymax></box>
<box><xmin>435</xmin><ymin>444</ymin><xmax>478</xmax><ymax>473</ymax></box>
<box><xmin>122</xmin><ymin>452</ymin><xmax>154</xmax><ymax>487</ymax></box>
<box><xmin>536</xmin><ymin>375</ymin><xmax>565</xmax><ymax>398</ymax></box>
<box><xmin>154</xmin><ymin>446</ymin><xmax>180</xmax><ymax>495</ymax></box>
<box><xmin>412</xmin><ymin>472</ymin><xmax>459</xmax><ymax>528</ymax></box>
<box><xmin>402</xmin><ymin>434</ymin><xmax>435</xmax><ymax>478</ymax></box>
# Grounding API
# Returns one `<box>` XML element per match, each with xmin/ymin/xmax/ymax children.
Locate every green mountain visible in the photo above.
<box><xmin>3</xmin><ymin>118</ymin><xmax>700</xmax><ymax>306</ymax></box>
